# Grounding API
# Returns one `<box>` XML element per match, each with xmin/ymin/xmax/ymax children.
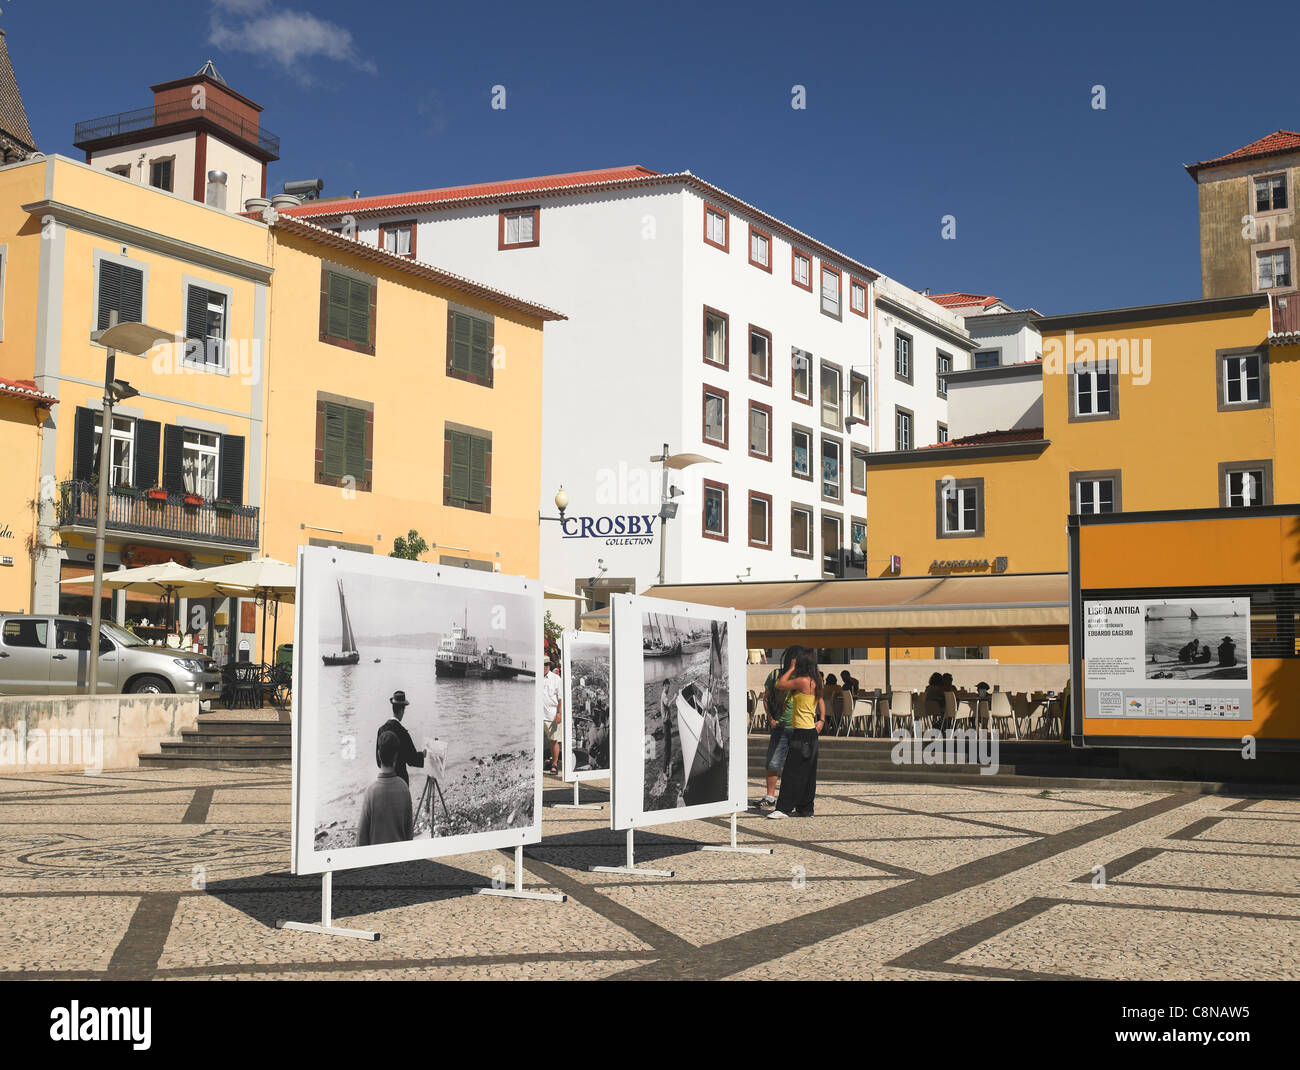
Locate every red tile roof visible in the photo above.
<box><xmin>921</xmin><ymin>427</ymin><xmax>1043</xmax><ymax>449</ymax></box>
<box><xmin>1270</xmin><ymin>292</ymin><xmax>1300</xmax><ymax>345</ymax></box>
<box><xmin>1186</xmin><ymin>131</ymin><xmax>1300</xmax><ymax>178</ymax></box>
<box><xmin>926</xmin><ymin>292</ymin><xmax>1002</xmax><ymax>310</ymax></box>
<box><xmin>0</xmin><ymin>376</ymin><xmax>57</xmax><ymax>404</ymax></box>
<box><xmin>287</xmin><ymin>166</ymin><xmax>663</xmax><ymax>219</ymax></box>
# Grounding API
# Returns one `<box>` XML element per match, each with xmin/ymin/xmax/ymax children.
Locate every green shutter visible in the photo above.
<box><xmin>348</xmin><ymin>278</ymin><xmax>370</xmax><ymax>345</ymax></box>
<box><xmin>344</xmin><ymin>407</ymin><xmax>366</xmax><ymax>480</ymax></box>
<box><xmin>449</xmin><ymin>431</ymin><xmax>470</xmax><ymax>501</ymax></box>
<box><xmin>327</xmin><ymin>273</ymin><xmax>350</xmax><ymax>340</ymax></box>
<box><xmin>470</xmin><ymin>317</ymin><xmax>491</xmax><ymax>379</ymax></box>
<box><xmin>451</xmin><ymin>313</ymin><xmax>473</xmax><ymax>374</ymax></box>
<box><xmin>322</xmin><ymin>403</ymin><xmax>346</xmax><ymax>477</ymax></box>
<box><xmin>468</xmin><ymin>435</ymin><xmax>487</xmax><ymax>504</ymax></box>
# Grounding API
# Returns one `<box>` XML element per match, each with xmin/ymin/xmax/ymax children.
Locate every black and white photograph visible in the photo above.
<box><xmin>292</xmin><ymin>547</ymin><xmax>542</xmax><ymax>874</ymax></box>
<box><xmin>1144</xmin><ymin>597</ymin><xmax>1251</xmax><ymax>682</ymax></box>
<box><xmin>562</xmin><ymin>631</ymin><xmax>610</xmax><ymax>782</ymax></box>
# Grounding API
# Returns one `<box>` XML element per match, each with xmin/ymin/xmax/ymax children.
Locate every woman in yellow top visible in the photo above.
<box><xmin>768</xmin><ymin>649</ymin><xmax>826</xmax><ymax>819</ymax></box>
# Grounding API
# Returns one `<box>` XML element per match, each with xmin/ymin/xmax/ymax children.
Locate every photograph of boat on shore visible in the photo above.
<box><xmin>609</xmin><ymin>595</ymin><xmax>746</xmax><ymax>831</ymax></box>
<box><xmin>1144</xmin><ymin>597</ymin><xmax>1250</xmax><ymax>681</ymax></box>
<box><xmin>562</xmin><ymin>630</ymin><xmax>610</xmax><ymax>782</ymax></box>
<box><xmin>292</xmin><ymin>546</ymin><xmax>542</xmax><ymax>875</ymax></box>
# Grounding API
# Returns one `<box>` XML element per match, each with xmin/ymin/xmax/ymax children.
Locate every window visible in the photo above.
<box><xmin>703</xmin><ymin>307</ymin><xmax>728</xmax><ymax>368</ymax></box>
<box><xmin>94</xmin><ymin>415</ymin><xmax>135</xmax><ymax>486</ymax></box>
<box><xmin>318</xmin><ymin>400</ymin><xmax>370</xmax><ymax>490</ymax></box>
<box><xmin>820</xmin><ymin>265</ymin><xmax>841</xmax><ymax>318</ymax></box>
<box><xmin>850</xmin><ymin>448</ymin><xmax>867</xmax><ymax>495</ymax></box>
<box><xmin>1072</xmin><ymin>364</ymin><xmax>1115</xmax><ymax>419</ymax></box>
<box><xmin>895</xmin><ymin>407</ymin><xmax>913</xmax><ymax>451</ymax></box>
<box><xmin>702</xmin><ymin>479</ymin><xmax>728</xmax><ymax>541</ymax></box>
<box><xmin>1256</xmin><ymin>247</ymin><xmax>1292</xmax><ymax>290</ymax></box>
<box><xmin>184</xmin><ymin>284</ymin><xmax>228</xmax><ymax>368</ymax></box>
<box><xmin>1255</xmin><ymin>173</ymin><xmax>1288</xmax><ymax>213</ymax></box>
<box><xmin>822</xmin><ymin>437</ymin><xmax>842</xmax><ymax>501</ymax></box>
<box><xmin>936</xmin><ymin>351</ymin><xmax>951</xmax><ymax>397</ymax></box>
<box><xmin>792</xmin><ymin>249</ymin><xmax>812</xmax><ymax>291</ymax></box>
<box><xmin>445</xmin><ymin>425</ymin><xmax>491</xmax><ymax>510</ymax></box>
<box><xmin>2</xmin><ymin>619</ymin><xmax>48</xmax><ymax>648</ymax></box>
<box><xmin>149</xmin><ymin>158</ymin><xmax>173</xmax><ymax>192</ymax></box>
<box><xmin>108</xmin><ymin>164</ymin><xmax>131</xmax><ymax>179</ymax></box>
<box><xmin>937</xmin><ymin>477</ymin><xmax>984</xmax><ymax>537</ymax></box>
<box><xmin>849</xmin><ymin>518</ymin><xmax>867</xmax><ymax>569</ymax></box>
<box><xmin>748</xmin><ymin>491</ymin><xmax>773</xmax><ymax>549</ymax></box>
<box><xmin>821</xmin><ymin>513</ymin><xmax>842</xmax><ymax>577</ymax></box>
<box><xmin>748</xmin><ymin>225</ymin><xmax>772</xmax><ymax>271</ymax></box>
<box><xmin>792</xmin><ymin>425</ymin><xmax>812</xmax><ymax>480</ymax></box>
<box><xmin>820</xmin><ymin>363</ymin><xmax>842</xmax><ymax>428</ymax></box>
<box><xmin>320</xmin><ymin>267</ymin><xmax>375</xmax><ymax>353</ymax></box>
<box><xmin>96</xmin><ymin>258</ymin><xmax>144</xmax><ymax>332</ymax></box>
<box><xmin>791</xmin><ymin>347</ymin><xmax>812</xmax><ymax>402</ymax></box>
<box><xmin>849</xmin><ymin>277</ymin><xmax>868</xmax><ymax>318</ymax></box>
<box><xmin>1070</xmin><ymin>470</ymin><xmax>1121</xmax><ymax>515</ymax></box>
<box><xmin>748</xmin><ymin>401</ymin><xmax>771</xmax><ymax>460</ymax></box>
<box><xmin>1219</xmin><ymin>346</ymin><xmax>1268</xmax><ymax>409</ymax></box>
<box><xmin>937</xmin><ymin>423</ymin><xmax>949</xmax><ymax>443</ymax></box>
<box><xmin>703</xmin><ymin>204</ymin><xmax>729</xmax><ymax>251</ymax></box>
<box><xmin>935</xmin><ymin>646</ymin><xmax>990</xmax><ymax>660</ymax></box>
<box><xmin>849</xmin><ymin>373</ymin><xmax>868</xmax><ymax>423</ymax></box>
<box><xmin>974</xmin><ymin>350</ymin><xmax>1000</xmax><ymax>370</ymax></box>
<box><xmin>447</xmin><ymin>308</ymin><xmax>495</xmax><ymax>387</ymax></box>
<box><xmin>1220</xmin><ymin>461</ymin><xmax>1273</xmax><ymax>508</ymax></box>
<box><xmin>182</xmin><ymin>431</ymin><xmax>220</xmax><ymax>500</ymax></box>
<box><xmin>894</xmin><ymin>331</ymin><xmax>912</xmax><ymax>383</ymax></box>
<box><xmin>498</xmin><ymin>207</ymin><xmax>539</xmax><ymax>249</ymax></box>
<box><xmin>748</xmin><ymin>326</ymin><xmax>771</xmax><ymax>384</ymax></box>
<box><xmin>702</xmin><ymin>385</ymin><xmax>728</xmax><ymax>448</ymax></box>
<box><xmin>381</xmin><ymin>221</ymin><xmax>416</xmax><ymax>258</ymax></box>
<box><xmin>791</xmin><ymin>506</ymin><xmax>813</xmax><ymax>558</ymax></box>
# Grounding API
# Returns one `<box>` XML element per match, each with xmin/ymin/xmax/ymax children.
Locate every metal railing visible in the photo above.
<box><xmin>73</xmin><ymin>98</ymin><xmax>280</xmax><ymax>157</ymax></box>
<box><xmin>57</xmin><ymin>480</ymin><xmax>259</xmax><ymax>548</ymax></box>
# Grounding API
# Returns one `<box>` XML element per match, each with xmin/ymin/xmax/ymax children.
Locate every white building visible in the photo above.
<box><xmin>926</xmin><ymin>292</ymin><xmax>1042</xmax><ymax>369</ymax></box>
<box><xmin>285</xmin><ymin>166</ymin><xmax>971</xmax><ymax>620</ymax></box>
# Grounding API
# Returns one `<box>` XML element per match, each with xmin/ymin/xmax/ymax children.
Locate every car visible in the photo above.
<box><xmin>0</xmin><ymin>614</ymin><xmax>221</xmax><ymax>698</ymax></box>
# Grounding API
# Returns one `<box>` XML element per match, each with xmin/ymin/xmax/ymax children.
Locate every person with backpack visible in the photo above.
<box><xmin>768</xmin><ymin>647</ymin><xmax>826</xmax><ymax>819</ymax></box>
<box><xmin>755</xmin><ymin>645</ymin><xmax>802</xmax><ymax>810</ymax></box>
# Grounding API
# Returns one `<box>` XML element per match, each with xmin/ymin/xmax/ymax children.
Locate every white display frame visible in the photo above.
<box><xmin>561</xmin><ymin>629</ymin><xmax>611</xmax><ymax>783</ymax></box>
<box><xmin>609</xmin><ymin>594</ymin><xmax>747</xmax><ymax>832</ymax></box>
<box><xmin>290</xmin><ymin>545</ymin><xmax>544</xmax><ymax>876</ymax></box>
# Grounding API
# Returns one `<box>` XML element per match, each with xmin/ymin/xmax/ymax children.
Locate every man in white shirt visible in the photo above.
<box><xmin>541</xmin><ymin>660</ymin><xmax>563</xmax><ymax>774</ymax></box>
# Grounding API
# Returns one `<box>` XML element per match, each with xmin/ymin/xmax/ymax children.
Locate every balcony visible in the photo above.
<box><xmin>57</xmin><ymin>481</ymin><xmax>259</xmax><ymax>549</ymax></box>
<box><xmin>73</xmin><ymin>98</ymin><xmax>280</xmax><ymax>159</ymax></box>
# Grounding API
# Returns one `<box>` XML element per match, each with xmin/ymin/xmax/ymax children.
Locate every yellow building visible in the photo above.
<box><xmin>259</xmin><ymin>215</ymin><xmax>562</xmax><ymax>600</ymax></box>
<box><xmin>0</xmin><ymin>378</ymin><xmax>56</xmax><ymax>612</ymax></box>
<box><xmin>865</xmin><ymin>293</ymin><xmax>1299</xmax><ymax>666</ymax></box>
<box><xmin>0</xmin><ymin>154</ymin><xmax>271</xmax><ymax>656</ymax></box>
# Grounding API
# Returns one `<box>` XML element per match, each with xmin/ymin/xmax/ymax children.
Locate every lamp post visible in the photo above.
<box><xmin>85</xmin><ymin>316</ymin><xmax>175</xmax><ymax>694</ymax></box>
<box><xmin>650</xmin><ymin>446</ymin><xmax>716</xmax><ymax>586</ymax></box>
<box><xmin>538</xmin><ymin>486</ymin><xmax>569</xmax><ymax>525</ymax></box>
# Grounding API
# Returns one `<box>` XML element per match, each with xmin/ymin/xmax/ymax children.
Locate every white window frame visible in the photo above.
<box><xmin>749</xmin><ymin>494</ymin><xmax>771</xmax><ymax>548</ymax></box>
<box><xmin>1225</xmin><ymin>469</ymin><xmax>1264</xmax><ymax>508</ymax></box>
<box><xmin>750</xmin><ymin>229</ymin><xmax>770</xmax><ymax>268</ymax></box>
<box><xmin>791</xmin><ymin>505</ymin><xmax>813</xmax><ymax>558</ymax></box>
<box><xmin>1223</xmin><ymin>352</ymin><xmax>1261</xmax><ymax>405</ymax></box>
<box><xmin>1256</xmin><ymin>247</ymin><xmax>1292</xmax><ymax>291</ymax></box>
<box><xmin>792</xmin><ymin>348</ymin><xmax>811</xmax><ymax>401</ymax></box>
<box><xmin>895</xmin><ymin>409</ymin><xmax>912</xmax><ymax>451</ymax></box>
<box><xmin>793</xmin><ymin>252</ymin><xmax>811</xmax><ymax>288</ymax></box>
<box><xmin>1073</xmin><ymin>367</ymin><xmax>1113</xmax><ymax>416</ymax></box>
<box><xmin>183</xmin><ymin>429</ymin><xmax>221</xmax><ymax>499</ymax></box>
<box><xmin>822</xmin><ymin>439</ymin><xmax>841</xmax><ymax>499</ymax></box>
<box><xmin>94</xmin><ymin>414</ymin><xmax>136</xmax><ymax>487</ymax></box>
<box><xmin>706</xmin><ymin>208</ymin><xmax>727</xmax><ymax>248</ymax></box>
<box><xmin>703</xmin><ymin>389</ymin><xmax>727</xmax><ymax>445</ymax></box>
<box><xmin>820</xmin><ymin>268</ymin><xmax>841</xmax><ymax>317</ymax></box>
<box><xmin>1075</xmin><ymin>478</ymin><xmax>1114</xmax><ymax>515</ymax></box>
<box><xmin>792</xmin><ymin>427</ymin><xmax>811</xmax><ymax>479</ymax></box>
<box><xmin>382</xmin><ymin>223</ymin><xmax>414</xmax><ymax>256</ymax></box>
<box><xmin>749</xmin><ymin>327</ymin><xmax>770</xmax><ymax>382</ymax></box>
<box><xmin>943</xmin><ymin>486</ymin><xmax>979</xmax><ymax>534</ymax></box>
<box><xmin>820</xmin><ymin>364</ymin><xmax>841</xmax><ymax>429</ymax></box>
<box><xmin>850</xmin><ymin>280</ymin><xmax>866</xmax><ymax>314</ymax></box>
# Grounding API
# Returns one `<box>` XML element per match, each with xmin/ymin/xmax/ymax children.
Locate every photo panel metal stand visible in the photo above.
<box><xmin>276</xmin><ymin>871</ymin><xmax>380</xmax><ymax>941</ymax></box>
<box><xmin>478</xmin><ymin>844</ymin><xmax>567</xmax><ymax>902</ymax></box>
<box><xmin>700</xmin><ymin>811</ymin><xmax>774</xmax><ymax>855</ymax></box>
<box><xmin>552</xmin><ymin>780</ymin><xmax>604</xmax><ymax>810</ymax></box>
<box><xmin>589</xmin><ymin>827</ymin><xmax>675</xmax><ymax>877</ymax></box>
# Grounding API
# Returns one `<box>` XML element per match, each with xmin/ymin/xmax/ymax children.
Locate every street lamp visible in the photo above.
<box><xmin>85</xmin><ymin>314</ymin><xmax>176</xmax><ymax>694</ymax></box>
<box><xmin>651</xmin><ymin>446</ymin><xmax>716</xmax><ymax>586</ymax></box>
<box><xmin>538</xmin><ymin>485</ymin><xmax>569</xmax><ymax>525</ymax></box>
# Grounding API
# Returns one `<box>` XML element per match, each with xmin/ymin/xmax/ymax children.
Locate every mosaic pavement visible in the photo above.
<box><xmin>0</xmin><ymin>765</ymin><xmax>1296</xmax><ymax>980</ymax></box>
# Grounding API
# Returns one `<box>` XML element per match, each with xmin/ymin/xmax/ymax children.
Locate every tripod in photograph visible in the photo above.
<box><xmin>414</xmin><ymin>773</ymin><xmax>448</xmax><ymax>834</ymax></box>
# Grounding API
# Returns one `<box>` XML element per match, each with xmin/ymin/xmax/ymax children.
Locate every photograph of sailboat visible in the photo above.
<box><xmin>642</xmin><ymin>612</ymin><xmax>730</xmax><ymax>811</ymax></box>
<box><xmin>1144</xmin><ymin>597</ymin><xmax>1250</xmax><ymax>681</ymax></box>
<box><xmin>322</xmin><ymin>580</ymin><xmax>361</xmax><ymax>665</ymax></box>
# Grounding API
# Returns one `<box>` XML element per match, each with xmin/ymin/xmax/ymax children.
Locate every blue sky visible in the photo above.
<box><xmin>10</xmin><ymin>0</ymin><xmax>1299</xmax><ymax>314</ymax></box>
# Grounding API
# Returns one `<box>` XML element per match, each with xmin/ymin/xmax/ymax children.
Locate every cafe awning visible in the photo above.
<box><xmin>578</xmin><ymin>572</ymin><xmax>1069</xmax><ymax>648</ymax></box>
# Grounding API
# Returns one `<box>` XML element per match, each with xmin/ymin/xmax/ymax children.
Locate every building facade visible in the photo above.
<box><xmin>284</xmin><ymin>167</ymin><xmax>969</xmax><ymax>619</ymax></box>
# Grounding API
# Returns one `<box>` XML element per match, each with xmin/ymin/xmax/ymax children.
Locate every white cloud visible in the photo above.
<box><xmin>208</xmin><ymin>3</ymin><xmax>376</xmax><ymax>81</ymax></box>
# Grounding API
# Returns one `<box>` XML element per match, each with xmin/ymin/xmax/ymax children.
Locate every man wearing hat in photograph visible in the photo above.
<box><xmin>376</xmin><ymin>690</ymin><xmax>425</xmax><ymax>785</ymax></box>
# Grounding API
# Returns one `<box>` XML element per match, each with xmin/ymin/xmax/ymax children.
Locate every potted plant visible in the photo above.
<box><xmin>213</xmin><ymin>498</ymin><xmax>235</xmax><ymax>513</ymax></box>
<box><xmin>183</xmin><ymin>492</ymin><xmax>204</xmax><ymax>507</ymax></box>
<box><xmin>113</xmin><ymin>484</ymin><xmax>139</xmax><ymax>499</ymax></box>
<box><xmin>145</xmin><ymin>487</ymin><xmax>168</xmax><ymax>502</ymax></box>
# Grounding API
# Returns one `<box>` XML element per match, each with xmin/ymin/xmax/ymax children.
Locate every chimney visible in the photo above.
<box><xmin>206</xmin><ymin>170</ymin><xmax>228</xmax><ymax>210</ymax></box>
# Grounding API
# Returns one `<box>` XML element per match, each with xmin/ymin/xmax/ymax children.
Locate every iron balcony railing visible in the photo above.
<box><xmin>73</xmin><ymin>98</ymin><xmax>280</xmax><ymax>158</ymax></box>
<box><xmin>58</xmin><ymin>481</ymin><xmax>259</xmax><ymax>549</ymax></box>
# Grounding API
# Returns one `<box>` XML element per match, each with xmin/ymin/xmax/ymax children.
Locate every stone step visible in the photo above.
<box><xmin>139</xmin><ymin>754</ymin><xmax>290</xmax><ymax>769</ymax></box>
<box><xmin>157</xmin><ymin>741</ymin><xmax>291</xmax><ymax>760</ymax></box>
<box><xmin>195</xmin><ymin>720</ymin><xmax>291</xmax><ymax>734</ymax></box>
<box><xmin>182</xmin><ymin>730</ymin><xmax>290</xmax><ymax>745</ymax></box>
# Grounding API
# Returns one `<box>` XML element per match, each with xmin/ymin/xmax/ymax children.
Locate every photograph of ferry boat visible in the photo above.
<box><xmin>293</xmin><ymin>548</ymin><xmax>541</xmax><ymax>873</ymax></box>
<box><xmin>643</xmin><ymin>612</ymin><xmax>730</xmax><ymax>811</ymax></box>
<box><xmin>562</xmin><ymin>630</ymin><xmax>610</xmax><ymax>781</ymax></box>
<box><xmin>1144</xmin><ymin>597</ymin><xmax>1250</xmax><ymax>681</ymax></box>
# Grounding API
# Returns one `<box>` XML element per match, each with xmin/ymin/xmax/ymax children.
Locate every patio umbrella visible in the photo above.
<box><xmin>194</xmin><ymin>557</ymin><xmax>296</xmax><ymax>663</ymax></box>
<box><xmin>59</xmin><ymin>560</ymin><xmax>214</xmax><ymax>632</ymax></box>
